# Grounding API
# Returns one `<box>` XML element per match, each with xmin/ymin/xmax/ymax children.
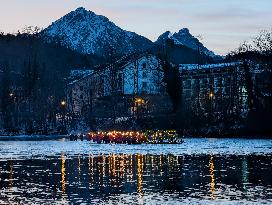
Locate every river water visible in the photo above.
<box><xmin>0</xmin><ymin>138</ymin><xmax>271</xmax><ymax>204</ymax></box>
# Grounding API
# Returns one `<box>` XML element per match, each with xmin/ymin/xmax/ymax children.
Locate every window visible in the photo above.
<box><xmin>225</xmin><ymin>77</ymin><xmax>231</xmax><ymax>85</ymax></box>
<box><xmin>142</xmin><ymin>82</ymin><xmax>147</xmax><ymax>89</ymax></box>
<box><xmin>118</xmin><ymin>72</ymin><xmax>123</xmax><ymax>81</ymax></box>
<box><xmin>215</xmin><ymin>77</ymin><xmax>222</xmax><ymax>87</ymax></box>
<box><xmin>184</xmin><ymin>80</ymin><xmax>191</xmax><ymax>89</ymax></box>
<box><xmin>201</xmin><ymin>79</ymin><xmax>208</xmax><ymax>88</ymax></box>
<box><xmin>142</xmin><ymin>72</ymin><xmax>147</xmax><ymax>78</ymax></box>
<box><xmin>142</xmin><ymin>63</ymin><xmax>147</xmax><ymax>69</ymax></box>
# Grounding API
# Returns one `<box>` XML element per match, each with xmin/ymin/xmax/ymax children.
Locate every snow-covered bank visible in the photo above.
<box><xmin>0</xmin><ymin>138</ymin><xmax>271</xmax><ymax>160</ymax></box>
<box><xmin>0</xmin><ymin>135</ymin><xmax>67</xmax><ymax>141</ymax></box>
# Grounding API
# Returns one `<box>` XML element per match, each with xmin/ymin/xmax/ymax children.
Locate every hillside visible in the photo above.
<box><xmin>0</xmin><ymin>34</ymin><xmax>103</xmax><ymax>95</ymax></box>
<box><xmin>41</xmin><ymin>7</ymin><xmax>153</xmax><ymax>56</ymax></box>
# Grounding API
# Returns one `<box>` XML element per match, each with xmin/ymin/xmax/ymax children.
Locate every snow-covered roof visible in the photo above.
<box><xmin>261</xmin><ymin>91</ymin><xmax>272</xmax><ymax>97</ymax></box>
<box><xmin>68</xmin><ymin>69</ymin><xmax>94</xmax><ymax>86</ymax></box>
<box><xmin>69</xmin><ymin>69</ymin><xmax>93</xmax><ymax>79</ymax></box>
<box><xmin>67</xmin><ymin>53</ymin><xmax>156</xmax><ymax>86</ymax></box>
<box><xmin>179</xmin><ymin>62</ymin><xmax>240</xmax><ymax>71</ymax></box>
<box><xmin>94</xmin><ymin>52</ymin><xmax>155</xmax><ymax>72</ymax></box>
<box><xmin>114</xmin><ymin>53</ymin><xmax>157</xmax><ymax>70</ymax></box>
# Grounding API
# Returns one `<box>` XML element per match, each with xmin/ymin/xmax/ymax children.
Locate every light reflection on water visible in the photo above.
<box><xmin>209</xmin><ymin>155</ymin><xmax>215</xmax><ymax>200</ymax></box>
<box><xmin>0</xmin><ymin>153</ymin><xmax>271</xmax><ymax>204</ymax></box>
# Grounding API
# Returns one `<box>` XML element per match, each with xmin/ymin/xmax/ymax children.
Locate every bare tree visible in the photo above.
<box><xmin>228</xmin><ymin>29</ymin><xmax>272</xmax><ymax>134</ymax></box>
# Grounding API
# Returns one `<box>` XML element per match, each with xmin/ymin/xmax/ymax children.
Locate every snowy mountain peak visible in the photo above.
<box><xmin>71</xmin><ymin>7</ymin><xmax>108</xmax><ymax>21</ymax></box>
<box><xmin>41</xmin><ymin>7</ymin><xmax>153</xmax><ymax>56</ymax></box>
<box><xmin>156</xmin><ymin>28</ymin><xmax>217</xmax><ymax>57</ymax></box>
<box><xmin>177</xmin><ymin>28</ymin><xmax>190</xmax><ymax>35</ymax></box>
<box><xmin>74</xmin><ymin>7</ymin><xmax>88</xmax><ymax>13</ymax></box>
<box><xmin>156</xmin><ymin>31</ymin><xmax>173</xmax><ymax>44</ymax></box>
<box><xmin>166</xmin><ymin>31</ymin><xmax>173</xmax><ymax>38</ymax></box>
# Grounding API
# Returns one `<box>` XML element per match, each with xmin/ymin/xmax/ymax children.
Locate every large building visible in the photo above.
<box><xmin>66</xmin><ymin>53</ymin><xmax>164</xmax><ymax>117</ymax></box>
<box><xmin>66</xmin><ymin>70</ymin><xmax>104</xmax><ymax>116</ymax></box>
<box><xmin>66</xmin><ymin>53</ymin><xmax>254</xmax><ymax>123</ymax></box>
<box><xmin>179</xmin><ymin>62</ymin><xmax>248</xmax><ymax>117</ymax></box>
<box><xmin>102</xmin><ymin>54</ymin><xmax>163</xmax><ymax>96</ymax></box>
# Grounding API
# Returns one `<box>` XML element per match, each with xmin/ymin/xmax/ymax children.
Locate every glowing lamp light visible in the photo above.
<box><xmin>209</xmin><ymin>92</ymin><xmax>215</xmax><ymax>99</ymax></box>
<box><xmin>135</xmin><ymin>98</ymin><xmax>145</xmax><ymax>105</ymax></box>
<box><xmin>61</xmin><ymin>100</ymin><xmax>66</xmax><ymax>106</ymax></box>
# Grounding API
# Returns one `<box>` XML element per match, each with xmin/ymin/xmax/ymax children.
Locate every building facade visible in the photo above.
<box><xmin>102</xmin><ymin>54</ymin><xmax>163</xmax><ymax>96</ymax></box>
<box><xmin>179</xmin><ymin>62</ymin><xmax>248</xmax><ymax>117</ymax></box>
<box><xmin>67</xmin><ymin>70</ymin><xmax>104</xmax><ymax>116</ymax></box>
<box><xmin>66</xmin><ymin>54</ymin><xmax>164</xmax><ymax>117</ymax></box>
<box><xmin>66</xmin><ymin>55</ymin><xmax>251</xmax><ymax>122</ymax></box>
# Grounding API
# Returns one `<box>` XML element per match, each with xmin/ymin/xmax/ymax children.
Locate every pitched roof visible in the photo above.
<box><xmin>179</xmin><ymin>62</ymin><xmax>240</xmax><ymax>71</ymax></box>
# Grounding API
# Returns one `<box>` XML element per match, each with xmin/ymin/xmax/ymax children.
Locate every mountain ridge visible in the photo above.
<box><xmin>41</xmin><ymin>7</ymin><xmax>219</xmax><ymax>59</ymax></box>
<box><xmin>156</xmin><ymin>28</ymin><xmax>217</xmax><ymax>57</ymax></box>
<box><xmin>41</xmin><ymin>7</ymin><xmax>154</xmax><ymax>56</ymax></box>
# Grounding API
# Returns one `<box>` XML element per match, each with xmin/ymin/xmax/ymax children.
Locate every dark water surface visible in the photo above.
<box><xmin>0</xmin><ymin>139</ymin><xmax>272</xmax><ymax>204</ymax></box>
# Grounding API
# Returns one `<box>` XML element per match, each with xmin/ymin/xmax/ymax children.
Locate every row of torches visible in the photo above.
<box><xmin>87</xmin><ymin>130</ymin><xmax>182</xmax><ymax>144</ymax></box>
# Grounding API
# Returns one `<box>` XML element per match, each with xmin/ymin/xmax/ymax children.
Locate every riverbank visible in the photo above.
<box><xmin>0</xmin><ymin>135</ymin><xmax>68</xmax><ymax>141</ymax></box>
<box><xmin>1</xmin><ymin>134</ymin><xmax>271</xmax><ymax>141</ymax></box>
<box><xmin>183</xmin><ymin>132</ymin><xmax>272</xmax><ymax>139</ymax></box>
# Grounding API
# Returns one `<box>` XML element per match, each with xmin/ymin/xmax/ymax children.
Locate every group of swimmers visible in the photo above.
<box><xmin>87</xmin><ymin>131</ymin><xmax>147</xmax><ymax>144</ymax></box>
<box><xmin>68</xmin><ymin>130</ymin><xmax>182</xmax><ymax>144</ymax></box>
<box><xmin>86</xmin><ymin>130</ymin><xmax>182</xmax><ymax>144</ymax></box>
<box><xmin>69</xmin><ymin>133</ymin><xmax>85</xmax><ymax>141</ymax></box>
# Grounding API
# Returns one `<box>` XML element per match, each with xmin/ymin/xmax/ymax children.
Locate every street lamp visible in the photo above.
<box><xmin>135</xmin><ymin>97</ymin><xmax>145</xmax><ymax>106</ymax></box>
<box><xmin>209</xmin><ymin>92</ymin><xmax>215</xmax><ymax>99</ymax></box>
<box><xmin>60</xmin><ymin>100</ymin><xmax>66</xmax><ymax>107</ymax></box>
<box><xmin>134</xmin><ymin>97</ymin><xmax>146</xmax><ymax>119</ymax></box>
<box><xmin>60</xmin><ymin>100</ymin><xmax>67</xmax><ymax>134</ymax></box>
<box><xmin>208</xmin><ymin>91</ymin><xmax>215</xmax><ymax>115</ymax></box>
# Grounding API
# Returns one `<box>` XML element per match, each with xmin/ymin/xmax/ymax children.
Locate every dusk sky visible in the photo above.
<box><xmin>0</xmin><ymin>0</ymin><xmax>271</xmax><ymax>55</ymax></box>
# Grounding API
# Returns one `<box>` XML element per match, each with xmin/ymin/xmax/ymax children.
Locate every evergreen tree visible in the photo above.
<box><xmin>0</xmin><ymin>62</ymin><xmax>13</xmax><ymax>131</ymax></box>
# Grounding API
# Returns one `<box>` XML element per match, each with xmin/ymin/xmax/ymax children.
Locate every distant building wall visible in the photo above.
<box><xmin>179</xmin><ymin>62</ymin><xmax>248</xmax><ymax>116</ymax></box>
<box><xmin>123</xmin><ymin>55</ymin><xmax>163</xmax><ymax>95</ymax></box>
<box><xmin>67</xmin><ymin>71</ymin><xmax>104</xmax><ymax>116</ymax></box>
<box><xmin>67</xmin><ymin>57</ymin><xmax>250</xmax><ymax>120</ymax></box>
<box><xmin>66</xmin><ymin>54</ymin><xmax>165</xmax><ymax>118</ymax></box>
